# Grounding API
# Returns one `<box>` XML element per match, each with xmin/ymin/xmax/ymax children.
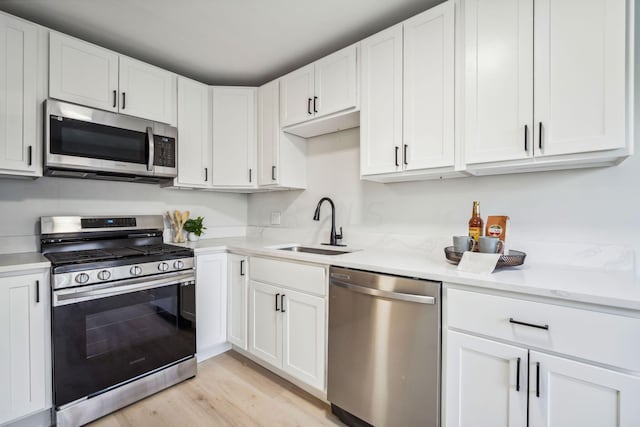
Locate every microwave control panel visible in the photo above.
<box><xmin>153</xmin><ymin>135</ymin><xmax>176</xmax><ymax>168</ymax></box>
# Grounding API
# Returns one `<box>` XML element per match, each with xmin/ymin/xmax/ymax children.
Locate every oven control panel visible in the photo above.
<box><xmin>53</xmin><ymin>257</ymin><xmax>195</xmax><ymax>289</ymax></box>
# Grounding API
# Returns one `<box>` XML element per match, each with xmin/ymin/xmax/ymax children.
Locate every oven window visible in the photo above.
<box><xmin>52</xmin><ymin>283</ymin><xmax>195</xmax><ymax>407</ymax></box>
<box><xmin>85</xmin><ymin>294</ymin><xmax>177</xmax><ymax>359</ymax></box>
<box><xmin>50</xmin><ymin>116</ymin><xmax>148</xmax><ymax>164</ymax></box>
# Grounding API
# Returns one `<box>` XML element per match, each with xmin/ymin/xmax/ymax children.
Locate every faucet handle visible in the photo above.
<box><xmin>336</xmin><ymin>226</ymin><xmax>343</xmax><ymax>241</ymax></box>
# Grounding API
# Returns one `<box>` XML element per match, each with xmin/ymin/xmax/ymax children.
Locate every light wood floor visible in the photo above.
<box><xmin>89</xmin><ymin>351</ymin><xmax>344</xmax><ymax>427</ymax></box>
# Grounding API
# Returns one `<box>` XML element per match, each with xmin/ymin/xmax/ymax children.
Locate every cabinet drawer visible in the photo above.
<box><xmin>249</xmin><ymin>257</ymin><xmax>326</xmax><ymax>296</ymax></box>
<box><xmin>447</xmin><ymin>288</ymin><xmax>640</xmax><ymax>372</ymax></box>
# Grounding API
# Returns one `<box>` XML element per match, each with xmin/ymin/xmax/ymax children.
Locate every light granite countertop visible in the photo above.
<box><xmin>182</xmin><ymin>236</ymin><xmax>640</xmax><ymax>311</ymax></box>
<box><xmin>0</xmin><ymin>252</ymin><xmax>50</xmax><ymax>274</ymax></box>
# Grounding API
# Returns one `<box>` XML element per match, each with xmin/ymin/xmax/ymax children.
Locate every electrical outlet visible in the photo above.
<box><xmin>270</xmin><ymin>211</ymin><xmax>281</xmax><ymax>225</ymax></box>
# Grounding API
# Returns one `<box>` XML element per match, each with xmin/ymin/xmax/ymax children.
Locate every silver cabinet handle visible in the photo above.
<box><xmin>331</xmin><ymin>279</ymin><xmax>435</xmax><ymax>304</ymax></box>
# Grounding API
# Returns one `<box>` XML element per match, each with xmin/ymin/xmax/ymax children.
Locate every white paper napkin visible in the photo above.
<box><xmin>457</xmin><ymin>252</ymin><xmax>501</xmax><ymax>274</ymax></box>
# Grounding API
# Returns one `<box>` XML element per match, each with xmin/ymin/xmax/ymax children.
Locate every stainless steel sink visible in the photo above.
<box><xmin>277</xmin><ymin>245</ymin><xmax>351</xmax><ymax>256</ymax></box>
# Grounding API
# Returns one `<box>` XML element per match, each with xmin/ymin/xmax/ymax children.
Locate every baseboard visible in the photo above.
<box><xmin>197</xmin><ymin>342</ymin><xmax>232</xmax><ymax>362</ymax></box>
<box><xmin>1</xmin><ymin>408</ymin><xmax>52</xmax><ymax>427</ymax></box>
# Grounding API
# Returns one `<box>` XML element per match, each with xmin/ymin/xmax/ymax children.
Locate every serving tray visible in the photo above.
<box><xmin>444</xmin><ymin>246</ymin><xmax>526</xmax><ymax>268</ymax></box>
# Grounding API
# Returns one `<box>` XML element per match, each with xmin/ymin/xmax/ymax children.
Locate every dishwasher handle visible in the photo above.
<box><xmin>331</xmin><ymin>279</ymin><xmax>436</xmax><ymax>305</ymax></box>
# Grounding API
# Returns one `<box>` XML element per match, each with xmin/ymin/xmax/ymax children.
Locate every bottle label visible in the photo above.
<box><xmin>469</xmin><ymin>227</ymin><xmax>482</xmax><ymax>241</ymax></box>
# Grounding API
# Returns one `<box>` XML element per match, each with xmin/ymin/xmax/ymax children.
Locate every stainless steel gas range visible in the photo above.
<box><xmin>41</xmin><ymin>215</ymin><xmax>197</xmax><ymax>427</ymax></box>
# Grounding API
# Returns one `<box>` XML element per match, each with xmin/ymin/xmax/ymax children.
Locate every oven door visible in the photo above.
<box><xmin>52</xmin><ymin>272</ymin><xmax>196</xmax><ymax>407</ymax></box>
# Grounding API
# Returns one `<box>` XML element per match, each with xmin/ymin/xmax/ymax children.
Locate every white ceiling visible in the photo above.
<box><xmin>0</xmin><ymin>0</ymin><xmax>443</xmax><ymax>86</ymax></box>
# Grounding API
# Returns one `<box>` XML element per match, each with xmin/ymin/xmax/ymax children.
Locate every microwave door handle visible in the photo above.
<box><xmin>146</xmin><ymin>126</ymin><xmax>154</xmax><ymax>172</ymax></box>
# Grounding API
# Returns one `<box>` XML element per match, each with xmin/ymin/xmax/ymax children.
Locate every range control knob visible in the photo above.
<box><xmin>75</xmin><ymin>273</ymin><xmax>90</xmax><ymax>284</ymax></box>
<box><xmin>158</xmin><ymin>262</ymin><xmax>170</xmax><ymax>272</ymax></box>
<box><xmin>174</xmin><ymin>260</ymin><xmax>184</xmax><ymax>270</ymax></box>
<box><xmin>97</xmin><ymin>270</ymin><xmax>111</xmax><ymax>281</ymax></box>
<box><xmin>130</xmin><ymin>266</ymin><xmax>143</xmax><ymax>276</ymax></box>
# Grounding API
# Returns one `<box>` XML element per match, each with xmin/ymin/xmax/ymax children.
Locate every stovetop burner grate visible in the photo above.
<box><xmin>45</xmin><ymin>244</ymin><xmax>190</xmax><ymax>266</ymax></box>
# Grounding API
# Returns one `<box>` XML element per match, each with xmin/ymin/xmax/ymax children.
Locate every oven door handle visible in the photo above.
<box><xmin>53</xmin><ymin>272</ymin><xmax>194</xmax><ymax>307</ymax></box>
<box><xmin>146</xmin><ymin>126</ymin><xmax>155</xmax><ymax>172</ymax></box>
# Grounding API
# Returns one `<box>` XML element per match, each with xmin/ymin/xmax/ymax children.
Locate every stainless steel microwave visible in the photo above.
<box><xmin>44</xmin><ymin>99</ymin><xmax>177</xmax><ymax>183</ymax></box>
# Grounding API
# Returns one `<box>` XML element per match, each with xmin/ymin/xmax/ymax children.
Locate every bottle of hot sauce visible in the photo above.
<box><xmin>468</xmin><ymin>201</ymin><xmax>483</xmax><ymax>248</ymax></box>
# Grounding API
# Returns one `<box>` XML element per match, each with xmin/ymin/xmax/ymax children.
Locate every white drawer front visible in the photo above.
<box><xmin>249</xmin><ymin>257</ymin><xmax>326</xmax><ymax>296</ymax></box>
<box><xmin>447</xmin><ymin>288</ymin><xmax>640</xmax><ymax>372</ymax></box>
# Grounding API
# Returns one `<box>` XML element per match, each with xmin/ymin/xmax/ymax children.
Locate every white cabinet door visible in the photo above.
<box><xmin>49</xmin><ymin>32</ymin><xmax>119</xmax><ymax>112</ymax></box>
<box><xmin>118</xmin><ymin>56</ymin><xmax>177</xmax><ymax>125</ymax></box>
<box><xmin>227</xmin><ymin>255</ymin><xmax>248</xmax><ymax>350</ymax></box>
<box><xmin>464</xmin><ymin>0</ymin><xmax>534</xmax><ymax>164</ymax></box>
<box><xmin>529</xmin><ymin>351</ymin><xmax>640</xmax><ymax>427</ymax></box>
<box><xmin>211</xmin><ymin>87</ymin><xmax>257</xmax><ymax>187</ymax></box>
<box><xmin>446</xmin><ymin>331</ymin><xmax>528</xmax><ymax>427</ymax></box>
<box><xmin>176</xmin><ymin>77</ymin><xmax>211</xmax><ymax>188</ymax></box>
<box><xmin>314</xmin><ymin>44</ymin><xmax>358</xmax><ymax>119</ymax></box>
<box><xmin>0</xmin><ymin>273</ymin><xmax>48</xmax><ymax>425</ymax></box>
<box><xmin>280</xmin><ymin>64</ymin><xmax>315</xmax><ymax>127</ymax></box>
<box><xmin>0</xmin><ymin>15</ymin><xmax>38</xmax><ymax>175</ymax></box>
<box><xmin>533</xmin><ymin>0</ymin><xmax>626</xmax><ymax>157</ymax></box>
<box><xmin>403</xmin><ymin>1</ymin><xmax>455</xmax><ymax>170</ymax></box>
<box><xmin>281</xmin><ymin>289</ymin><xmax>325</xmax><ymax>391</ymax></box>
<box><xmin>195</xmin><ymin>253</ymin><xmax>227</xmax><ymax>361</ymax></box>
<box><xmin>258</xmin><ymin>79</ymin><xmax>279</xmax><ymax>186</ymax></box>
<box><xmin>248</xmin><ymin>280</ymin><xmax>282</xmax><ymax>368</ymax></box>
<box><xmin>360</xmin><ymin>24</ymin><xmax>403</xmax><ymax>175</ymax></box>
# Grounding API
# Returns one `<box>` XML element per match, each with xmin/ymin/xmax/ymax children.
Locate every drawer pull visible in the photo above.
<box><xmin>509</xmin><ymin>318</ymin><xmax>549</xmax><ymax>330</ymax></box>
<box><xmin>516</xmin><ymin>357</ymin><xmax>521</xmax><ymax>392</ymax></box>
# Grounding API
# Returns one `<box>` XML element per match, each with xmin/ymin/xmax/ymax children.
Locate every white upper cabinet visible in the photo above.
<box><xmin>361</xmin><ymin>0</ymin><xmax>457</xmax><ymax>181</ymax></box>
<box><xmin>313</xmin><ymin>45</ymin><xmax>358</xmax><ymax>119</ymax></box>
<box><xmin>49</xmin><ymin>32</ymin><xmax>119</xmax><ymax>113</ymax></box>
<box><xmin>360</xmin><ymin>24</ymin><xmax>403</xmax><ymax>176</ymax></box>
<box><xmin>464</xmin><ymin>0</ymin><xmax>631</xmax><ymax>171</ymax></box>
<box><xmin>175</xmin><ymin>76</ymin><xmax>211</xmax><ymax>188</ymax></box>
<box><xmin>533</xmin><ymin>0</ymin><xmax>627</xmax><ymax>157</ymax></box>
<box><xmin>280</xmin><ymin>44</ymin><xmax>359</xmax><ymax>137</ymax></box>
<box><xmin>50</xmin><ymin>32</ymin><xmax>177</xmax><ymax>125</ymax></box>
<box><xmin>464</xmin><ymin>0</ymin><xmax>534</xmax><ymax>164</ymax></box>
<box><xmin>403</xmin><ymin>1</ymin><xmax>455</xmax><ymax>171</ymax></box>
<box><xmin>258</xmin><ymin>79</ymin><xmax>306</xmax><ymax>189</ymax></box>
<box><xmin>211</xmin><ymin>87</ymin><xmax>257</xmax><ymax>187</ymax></box>
<box><xmin>281</xmin><ymin>64</ymin><xmax>315</xmax><ymax>127</ymax></box>
<box><xmin>118</xmin><ymin>56</ymin><xmax>177</xmax><ymax>125</ymax></box>
<box><xmin>0</xmin><ymin>272</ymin><xmax>50</xmax><ymax>425</ymax></box>
<box><xmin>0</xmin><ymin>14</ymin><xmax>39</xmax><ymax>176</ymax></box>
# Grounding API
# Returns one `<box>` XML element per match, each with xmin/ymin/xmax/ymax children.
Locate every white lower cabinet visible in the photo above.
<box><xmin>281</xmin><ymin>289</ymin><xmax>325</xmax><ymax>390</ymax></box>
<box><xmin>529</xmin><ymin>351</ymin><xmax>640</xmax><ymax>427</ymax></box>
<box><xmin>0</xmin><ymin>271</ymin><xmax>50</xmax><ymax>425</ymax></box>
<box><xmin>248</xmin><ymin>280</ymin><xmax>282</xmax><ymax>368</ymax></box>
<box><xmin>445</xmin><ymin>287</ymin><xmax>640</xmax><ymax>427</ymax></box>
<box><xmin>247</xmin><ymin>257</ymin><xmax>327</xmax><ymax>393</ymax></box>
<box><xmin>195</xmin><ymin>253</ymin><xmax>229</xmax><ymax>361</ymax></box>
<box><xmin>446</xmin><ymin>331</ymin><xmax>527</xmax><ymax>427</ymax></box>
<box><xmin>227</xmin><ymin>254</ymin><xmax>248</xmax><ymax>350</ymax></box>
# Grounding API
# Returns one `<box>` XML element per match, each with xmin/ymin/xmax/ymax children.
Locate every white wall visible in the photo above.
<box><xmin>248</xmin><ymin>127</ymin><xmax>640</xmax><ymax>268</ymax></box>
<box><xmin>0</xmin><ymin>177</ymin><xmax>247</xmax><ymax>253</ymax></box>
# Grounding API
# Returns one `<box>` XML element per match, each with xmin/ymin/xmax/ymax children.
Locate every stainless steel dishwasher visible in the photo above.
<box><xmin>328</xmin><ymin>266</ymin><xmax>441</xmax><ymax>427</ymax></box>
